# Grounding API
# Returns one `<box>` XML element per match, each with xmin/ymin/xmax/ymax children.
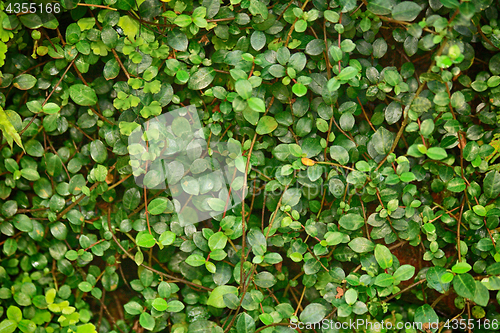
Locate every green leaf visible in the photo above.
<box><xmin>203</xmin><ymin>0</ymin><xmax>220</xmax><ymax>19</ymax></box>
<box><xmin>207</xmin><ymin>286</ymin><xmax>238</xmax><ymax>308</ymax></box>
<box><xmin>180</xmin><ymin>177</ymin><xmax>199</xmax><ymax>195</ymax></box>
<box><xmin>344</xmin><ymin>288</ymin><xmax>358</xmax><ymax>305</ymax></box>
<box><xmin>124</xmin><ymin>301</ymin><xmax>143</xmax><ymax>315</ymax></box>
<box><xmin>174</xmin><ymin>15</ymin><xmax>192</xmax><ymax>27</ymax></box>
<box><xmin>384</xmin><ymin>70</ymin><xmax>400</xmax><ymax>86</ymax></box>
<box><xmin>50</xmin><ymin>222</ymin><xmax>67</xmax><ymax>240</ymax></box>
<box><xmin>394</xmin><ymin>265</ymin><xmax>415</xmax><ymax>282</ymax></box>
<box><xmin>440</xmin><ymin>0</ymin><xmax>459</xmax><ymax>8</ymax></box>
<box><xmin>453</xmin><ymin>273</ymin><xmax>476</xmax><ymax>299</ymax></box>
<box><xmin>13</xmin><ymin>214</ymin><xmax>33</xmax><ymax>232</ymax></box>
<box><xmin>136</xmin><ymin>231</ymin><xmax>156</xmax><ymax>248</ymax></box>
<box><xmin>90</xmin><ymin>140</ymin><xmax>107</xmax><ymax>164</ymax></box>
<box><xmin>324</xmin><ymin>10</ymin><xmax>340</xmax><ymax>22</ymax></box>
<box><xmin>459</xmin><ymin>2</ymin><xmax>476</xmax><ymax>19</ymax></box>
<box><xmin>473</xmin><ymin>281</ymin><xmax>489</xmax><ymax>307</ymax></box>
<box><xmin>441</xmin><ymin>272</ymin><xmax>454</xmax><ymax>284</ymax></box>
<box><xmin>329</xmin><ymin>145</ymin><xmax>349</xmax><ymax>165</ymax></box>
<box><xmin>235</xmin><ymin>80</ymin><xmax>252</xmax><ymax>100</ymax></box>
<box><xmin>166</xmin><ymin>300</ymin><xmax>184</xmax><ymax>312</ymax></box>
<box><xmin>69</xmin><ymin>84</ymin><xmax>97</xmax><ymax>106</ymax></box>
<box><xmin>329</xmin><ymin>46</ymin><xmax>343</xmax><ymax>62</ymax></box>
<box><xmin>21</xmin><ymin>168</ymin><xmax>40</xmax><ymax>181</ymax></box>
<box><xmin>292</xmin><ymin>83</ymin><xmax>307</xmax><ymax>97</ymax></box>
<box><xmin>250</xmin><ymin>31</ymin><xmax>266</xmax><ymax>51</ymax></box>
<box><xmin>236</xmin><ymin>313</ymin><xmax>255</xmax><ymax>333</ymax></box>
<box><xmin>77</xmin><ymin>324</ymin><xmax>96</xmax><ymax>333</ymax></box>
<box><xmin>0</xmin><ymin>320</ymin><xmax>17</xmax><ymax>333</ymax></box>
<box><xmin>374</xmin><ymin>244</ymin><xmax>393</xmax><ymax>269</ymax></box>
<box><xmin>374</xmin><ymin>273</ymin><xmax>394</xmax><ymax>287</ymax></box>
<box><xmin>159</xmin><ymin>231</ymin><xmax>176</xmax><ymax>246</ymax></box>
<box><xmin>299</xmin><ymin>303</ymin><xmax>326</xmax><ymax>324</ymax></box>
<box><xmin>486</xmin><ymin>262</ymin><xmax>500</xmax><ymax>275</ymax></box>
<box><xmin>484</xmin><ymin>171</ymin><xmax>500</xmax><ymax>199</ymax></box>
<box><xmin>78</xmin><ymin>282</ymin><xmax>93</xmax><ymax>293</ymax></box>
<box><xmin>188</xmin><ymin>68</ymin><xmax>215</xmax><ymax>90</ymax></box>
<box><xmin>254</xmin><ymin>272</ymin><xmax>277</xmax><ymax>288</ymax></box>
<box><xmin>19</xmin><ymin>14</ymin><xmax>43</xmax><ymax>29</ymax></box>
<box><xmin>207</xmin><ymin>198</ymin><xmax>226</xmax><ymax>211</ymax></box>
<box><xmin>6</xmin><ymin>306</ymin><xmax>22</xmax><ymax>323</ymax></box>
<box><xmin>289</xmin><ymin>53</ymin><xmax>307</xmax><ymax>72</ymax></box>
<box><xmin>249</xmin><ymin>0</ymin><xmax>268</xmax><ymax>19</ymax></box>
<box><xmin>282</xmin><ymin>188</ymin><xmax>302</xmax><ymax>206</ymax></box>
<box><xmin>295</xmin><ymin>19</ymin><xmax>307</xmax><ymax>32</ymax></box>
<box><xmin>248</xmin><ymin>98</ymin><xmax>266</xmax><ymax>112</ymax></box>
<box><xmin>0</xmin><ymin>107</ymin><xmax>24</xmax><ymax>151</ymax></box>
<box><xmin>414</xmin><ymin>304</ymin><xmax>438</xmax><ymax>332</ymax></box>
<box><xmin>336</xmin><ymin>66</ymin><xmax>358</xmax><ymax>81</ymax></box>
<box><xmin>152</xmin><ymin>298</ymin><xmax>168</xmax><ymax>311</ymax></box>
<box><xmin>373</xmin><ymin>38</ymin><xmax>388</xmax><ymax>58</ymax></box>
<box><xmin>339</xmin><ymin>214</ymin><xmax>365</xmax><ymax>230</ymax></box>
<box><xmin>411</xmin><ymin>97</ymin><xmax>432</xmax><ymax>114</ymax></box>
<box><xmin>452</xmin><ymin>262</ymin><xmax>472</xmax><ymax>274</ymax></box>
<box><xmin>256</xmin><ymin>116</ymin><xmax>278</xmax><ymax>135</ymax></box>
<box><xmin>340</xmin><ymin>39</ymin><xmax>356</xmax><ymax>52</ymax></box>
<box><xmin>3</xmin><ymin>238</ymin><xmax>17</xmax><ymax>256</ymax></box>
<box><xmin>13</xmin><ymin>74</ymin><xmax>36</xmax><ymax>90</ymax></box>
<box><xmin>148</xmin><ymin>197</ymin><xmax>172</xmax><ymax>215</ymax></box>
<box><xmin>139</xmin><ymin>312</ymin><xmax>155</xmax><ymax>331</ymax></box>
<box><xmin>248</xmin><ymin>228</ymin><xmax>267</xmax><ymax>256</ymax></box>
<box><xmin>385</xmin><ymin>101</ymin><xmax>402</xmax><ymax>125</ymax></box>
<box><xmin>391</xmin><ymin>2</ymin><xmax>422</xmax><ymax>21</ymax></box>
<box><xmin>25</xmin><ymin>140</ymin><xmax>44</xmax><ymax>157</ymax></box>
<box><xmin>186</xmin><ymin>254</ymin><xmax>206</xmax><ymax>267</ymax></box>
<box><xmin>348</xmin><ymin>237</ymin><xmax>375</xmax><ymax>253</ymax></box>
<box><xmin>263</xmin><ymin>253</ymin><xmax>282</xmax><ymax>264</ymax></box>
<box><xmin>208</xmin><ymin>232</ymin><xmax>228</xmax><ymax>250</ymax></box>
<box><xmin>472</xmin><ymin>205</ymin><xmax>486</xmax><ymax>217</ymax></box>
<box><xmin>167</xmin><ymin>29</ymin><xmax>188</xmax><ymax>51</ymax></box>
<box><xmin>426</xmin><ymin>147</ymin><xmax>447</xmax><ymax>160</ymax></box>
<box><xmin>447</xmin><ymin>178</ymin><xmax>466</xmax><ymax>193</ymax></box>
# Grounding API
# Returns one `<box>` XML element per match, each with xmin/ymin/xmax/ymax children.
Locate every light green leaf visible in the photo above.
<box><xmin>426</xmin><ymin>147</ymin><xmax>447</xmax><ymax>160</ymax></box>
<box><xmin>256</xmin><ymin>116</ymin><xmax>278</xmax><ymax>135</ymax></box>
<box><xmin>374</xmin><ymin>244</ymin><xmax>393</xmax><ymax>269</ymax></box>
<box><xmin>136</xmin><ymin>231</ymin><xmax>156</xmax><ymax>248</ymax></box>
<box><xmin>0</xmin><ymin>320</ymin><xmax>17</xmax><ymax>333</ymax></box>
<box><xmin>208</xmin><ymin>232</ymin><xmax>228</xmax><ymax>251</ymax></box>
<box><xmin>139</xmin><ymin>312</ymin><xmax>155</xmax><ymax>331</ymax></box>
<box><xmin>336</xmin><ymin>66</ymin><xmax>358</xmax><ymax>81</ymax></box>
<box><xmin>207</xmin><ymin>286</ymin><xmax>238</xmax><ymax>308</ymax></box>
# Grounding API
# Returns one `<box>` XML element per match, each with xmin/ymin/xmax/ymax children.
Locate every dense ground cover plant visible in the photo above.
<box><xmin>1</xmin><ymin>0</ymin><xmax>500</xmax><ymax>332</ymax></box>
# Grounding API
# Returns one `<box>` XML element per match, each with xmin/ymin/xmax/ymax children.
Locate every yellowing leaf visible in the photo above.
<box><xmin>0</xmin><ymin>107</ymin><xmax>24</xmax><ymax>151</ymax></box>
<box><xmin>118</xmin><ymin>16</ymin><xmax>140</xmax><ymax>39</ymax></box>
<box><xmin>301</xmin><ymin>157</ymin><xmax>316</xmax><ymax>166</ymax></box>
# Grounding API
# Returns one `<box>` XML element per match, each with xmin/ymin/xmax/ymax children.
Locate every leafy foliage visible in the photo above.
<box><xmin>1</xmin><ymin>0</ymin><xmax>500</xmax><ymax>332</ymax></box>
